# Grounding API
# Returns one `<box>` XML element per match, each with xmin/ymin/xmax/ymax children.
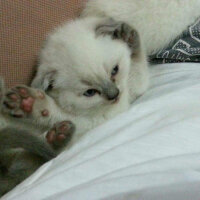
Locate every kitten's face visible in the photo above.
<box><xmin>32</xmin><ymin>18</ymin><xmax>132</xmax><ymax>115</ymax></box>
<box><xmin>47</xmin><ymin>37</ymin><xmax>130</xmax><ymax>114</ymax></box>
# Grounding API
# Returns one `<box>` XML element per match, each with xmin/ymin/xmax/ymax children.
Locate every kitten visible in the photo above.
<box><xmin>31</xmin><ymin>18</ymin><xmax>149</xmax><ymax>136</ymax></box>
<box><xmin>32</xmin><ymin>0</ymin><xmax>200</xmax><ymax>141</ymax></box>
<box><xmin>0</xmin><ymin>19</ymin><xmax>146</xmax><ymax>196</ymax></box>
<box><xmin>1</xmin><ymin>0</ymin><xmax>200</xmax><ymax>196</ymax></box>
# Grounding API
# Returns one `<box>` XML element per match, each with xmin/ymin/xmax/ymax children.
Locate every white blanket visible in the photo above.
<box><xmin>3</xmin><ymin>63</ymin><xmax>200</xmax><ymax>200</ymax></box>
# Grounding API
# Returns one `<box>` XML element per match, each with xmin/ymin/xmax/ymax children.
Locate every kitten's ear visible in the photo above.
<box><xmin>31</xmin><ymin>70</ymin><xmax>56</xmax><ymax>91</ymax></box>
<box><xmin>96</xmin><ymin>19</ymin><xmax>141</xmax><ymax>57</ymax></box>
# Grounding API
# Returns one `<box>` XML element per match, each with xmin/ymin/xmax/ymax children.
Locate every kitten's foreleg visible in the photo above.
<box><xmin>0</xmin><ymin>121</ymin><xmax>75</xmax><ymax>197</ymax></box>
<box><xmin>0</xmin><ymin>81</ymin><xmax>76</xmax><ymax>197</ymax></box>
<box><xmin>2</xmin><ymin>85</ymin><xmax>84</xmax><ymax>149</ymax></box>
<box><xmin>0</xmin><ymin>128</ymin><xmax>57</xmax><ymax>160</ymax></box>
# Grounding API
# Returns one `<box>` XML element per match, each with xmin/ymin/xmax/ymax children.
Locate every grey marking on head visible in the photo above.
<box><xmin>96</xmin><ymin>18</ymin><xmax>141</xmax><ymax>57</ymax></box>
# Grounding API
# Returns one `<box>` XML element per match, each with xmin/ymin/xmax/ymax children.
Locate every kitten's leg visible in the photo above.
<box><xmin>2</xmin><ymin>85</ymin><xmax>86</xmax><ymax>144</ymax></box>
<box><xmin>2</xmin><ymin>85</ymin><xmax>69</xmax><ymax>128</ymax></box>
<box><xmin>0</xmin><ymin>83</ymin><xmax>75</xmax><ymax>196</ymax></box>
<box><xmin>0</xmin><ymin>128</ymin><xmax>57</xmax><ymax>160</ymax></box>
<box><xmin>0</xmin><ymin>121</ymin><xmax>75</xmax><ymax>197</ymax></box>
<box><xmin>2</xmin><ymin>85</ymin><xmax>76</xmax><ymax>152</ymax></box>
<box><xmin>0</xmin><ymin>151</ymin><xmax>45</xmax><ymax>197</ymax></box>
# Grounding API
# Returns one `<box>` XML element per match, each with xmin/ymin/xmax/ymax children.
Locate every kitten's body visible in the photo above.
<box><xmin>1</xmin><ymin>0</ymin><xmax>200</xmax><ymax>196</ymax></box>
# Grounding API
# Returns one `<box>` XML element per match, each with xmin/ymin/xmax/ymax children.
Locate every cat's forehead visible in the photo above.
<box><xmin>44</xmin><ymin>19</ymin><xmax>130</xmax><ymax>88</ymax></box>
<box><xmin>57</xmin><ymin>67</ymin><xmax>109</xmax><ymax>91</ymax></box>
<box><xmin>65</xmin><ymin>33</ymin><xmax>122</xmax><ymax>64</ymax></box>
<box><xmin>55</xmin><ymin>39</ymin><xmax>129</xmax><ymax>88</ymax></box>
<box><xmin>47</xmin><ymin>20</ymin><xmax>129</xmax><ymax>68</ymax></box>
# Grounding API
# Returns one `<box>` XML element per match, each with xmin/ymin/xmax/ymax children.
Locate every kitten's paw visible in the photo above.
<box><xmin>46</xmin><ymin>121</ymin><xmax>75</xmax><ymax>149</ymax></box>
<box><xmin>3</xmin><ymin>85</ymin><xmax>47</xmax><ymax>118</ymax></box>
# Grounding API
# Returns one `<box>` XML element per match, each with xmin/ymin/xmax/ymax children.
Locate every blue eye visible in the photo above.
<box><xmin>111</xmin><ymin>65</ymin><xmax>119</xmax><ymax>76</ymax></box>
<box><xmin>83</xmin><ymin>89</ymin><xmax>99</xmax><ymax>97</ymax></box>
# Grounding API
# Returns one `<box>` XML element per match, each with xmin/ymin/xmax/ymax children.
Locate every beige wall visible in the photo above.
<box><xmin>0</xmin><ymin>0</ymin><xmax>87</xmax><ymax>87</ymax></box>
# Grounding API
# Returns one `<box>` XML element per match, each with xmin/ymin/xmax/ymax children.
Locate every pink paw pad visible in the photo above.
<box><xmin>3</xmin><ymin>86</ymin><xmax>38</xmax><ymax>118</ymax></box>
<box><xmin>41</xmin><ymin>109</ymin><xmax>49</xmax><ymax>117</ymax></box>
<box><xmin>21</xmin><ymin>97</ymin><xmax>35</xmax><ymax>113</ymax></box>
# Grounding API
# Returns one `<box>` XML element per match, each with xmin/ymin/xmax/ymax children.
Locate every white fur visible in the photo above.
<box><xmin>82</xmin><ymin>0</ymin><xmax>200</xmax><ymax>54</ymax></box>
<box><xmin>32</xmin><ymin>0</ymin><xmax>200</xmax><ymax>144</ymax></box>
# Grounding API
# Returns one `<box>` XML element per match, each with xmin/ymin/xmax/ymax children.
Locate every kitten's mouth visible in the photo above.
<box><xmin>111</xmin><ymin>96</ymin><xmax>120</xmax><ymax>104</ymax></box>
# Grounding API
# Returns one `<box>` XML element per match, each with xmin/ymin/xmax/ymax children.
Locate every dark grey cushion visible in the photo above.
<box><xmin>150</xmin><ymin>17</ymin><xmax>200</xmax><ymax>64</ymax></box>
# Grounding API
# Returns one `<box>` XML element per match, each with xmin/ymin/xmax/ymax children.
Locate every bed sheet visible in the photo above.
<box><xmin>2</xmin><ymin>63</ymin><xmax>200</xmax><ymax>200</ymax></box>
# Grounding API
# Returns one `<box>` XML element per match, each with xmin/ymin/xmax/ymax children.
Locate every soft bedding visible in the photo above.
<box><xmin>2</xmin><ymin>63</ymin><xmax>200</xmax><ymax>200</ymax></box>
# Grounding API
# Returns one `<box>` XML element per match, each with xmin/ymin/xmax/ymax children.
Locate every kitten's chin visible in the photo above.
<box><xmin>112</xmin><ymin>98</ymin><xmax>119</xmax><ymax>104</ymax></box>
<box><xmin>103</xmin><ymin>98</ymin><xmax>130</xmax><ymax>120</ymax></box>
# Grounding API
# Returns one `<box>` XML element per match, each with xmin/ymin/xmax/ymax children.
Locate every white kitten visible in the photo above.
<box><xmin>31</xmin><ymin>0</ymin><xmax>200</xmax><ymax>141</ymax></box>
<box><xmin>1</xmin><ymin>1</ymin><xmax>200</xmax><ymax>194</ymax></box>
<box><xmin>32</xmin><ymin>18</ymin><xmax>148</xmax><ymax>137</ymax></box>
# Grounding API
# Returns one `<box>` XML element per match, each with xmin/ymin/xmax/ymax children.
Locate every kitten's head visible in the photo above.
<box><xmin>32</xmin><ymin>17</ymin><xmax>142</xmax><ymax>116</ymax></box>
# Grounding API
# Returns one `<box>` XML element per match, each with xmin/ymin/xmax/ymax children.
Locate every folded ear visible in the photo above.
<box><xmin>96</xmin><ymin>19</ymin><xmax>141</xmax><ymax>57</ymax></box>
<box><xmin>31</xmin><ymin>70</ymin><xmax>57</xmax><ymax>91</ymax></box>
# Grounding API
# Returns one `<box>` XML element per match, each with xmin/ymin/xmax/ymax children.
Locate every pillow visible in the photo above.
<box><xmin>150</xmin><ymin>17</ymin><xmax>200</xmax><ymax>64</ymax></box>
